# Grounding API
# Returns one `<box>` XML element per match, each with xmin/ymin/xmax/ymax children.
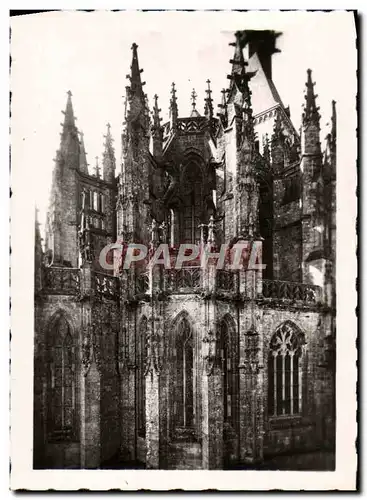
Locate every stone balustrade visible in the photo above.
<box><xmin>166</xmin><ymin>267</ymin><xmax>202</xmax><ymax>293</ymax></box>
<box><xmin>259</xmin><ymin>279</ymin><xmax>320</xmax><ymax>304</ymax></box>
<box><xmin>43</xmin><ymin>267</ymin><xmax>80</xmax><ymax>295</ymax></box>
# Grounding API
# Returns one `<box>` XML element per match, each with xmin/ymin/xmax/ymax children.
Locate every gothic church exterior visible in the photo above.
<box><xmin>34</xmin><ymin>30</ymin><xmax>336</xmax><ymax>469</ymax></box>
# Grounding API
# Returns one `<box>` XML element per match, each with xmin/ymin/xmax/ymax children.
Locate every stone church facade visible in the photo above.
<box><xmin>33</xmin><ymin>30</ymin><xmax>336</xmax><ymax>470</ymax></box>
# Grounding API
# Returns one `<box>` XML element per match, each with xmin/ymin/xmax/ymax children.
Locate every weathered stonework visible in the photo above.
<box><xmin>34</xmin><ymin>31</ymin><xmax>336</xmax><ymax>470</ymax></box>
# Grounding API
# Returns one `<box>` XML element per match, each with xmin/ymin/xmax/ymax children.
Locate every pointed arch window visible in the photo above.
<box><xmin>268</xmin><ymin>322</ymin><xmax>305</xmax><ymax>417</ymax></box>
<box><xmin>47</xmin><ymin>315</ymin><xmax>77</xmax><ymax>441</ymax></box>
<box><xmin>182</xmin><ymin>163</ymin><xmax>203</xmax><ymax>244</ymax></box>
<box><xmin>174</xmin><ymin>317</ymin><xmax>194</xmax><ymax>429</ymax></box>
<box><xmin>137</xmin><ymin>316</ymin><xmax>147</xmax><ymax>437</ymax></box>
<box><xmin>219</xmin><ymin>317</ymin><xmax>238</xmax><ymax>428</ymax></box>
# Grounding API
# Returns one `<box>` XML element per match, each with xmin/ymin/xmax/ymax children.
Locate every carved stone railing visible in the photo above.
<box><xmin>176</xmin><ymin>117</ymin><xmax>208</xmax><ymax>134</ymax></box>
<box><xmin>94</xmin><ymin>272</ymin><xmax>119</xmax><ymax>299</ymax></box>
<box><xmin>43</xmin><ymin>267</ymin><xmax>80</xmax><ymax>295</ymax></box>
<box><xmin>166</xmin><ymin>267</ymin><xmax>202</xmax><ymax>293</ymax></box>
<box><xmin>216</xmin><ymin>269</ymin><xmax>237</xmax><ymax>293</ymax></box>
<box><xmin>259</xmin><ymin>279</ymin><xmax>320</xmax><ymax>304</ymax></box>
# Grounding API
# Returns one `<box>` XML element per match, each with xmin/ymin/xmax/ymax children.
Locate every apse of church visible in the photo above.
<box><xmin>34</xmin><ymin>29</ymin><xmax>336</xmax><ymax>470</ymax></box>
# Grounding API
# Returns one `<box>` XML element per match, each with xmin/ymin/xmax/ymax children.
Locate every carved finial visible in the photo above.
<box><xmin>204</xmin><ymin>79</ymin><xmax>214</xmax><ymax>120</ymax></box>
<box><xmin>190</xmin><ymin>88</ymin><xmax>200</xmax><ymax>117</ymax></box>
<box><xmin>191</xmin><ymin>88</ymin><xmax>197</xmax><ymax>110</ymax></box>
<box><xmin>169</xmin><ymin>82</ymin><xmax>178</xmax><ymax>127</ymax></box>
<box><xmin>302</xmin><ymin>68</ymin><xmax>320</xmax><ymax>127</ymax></box>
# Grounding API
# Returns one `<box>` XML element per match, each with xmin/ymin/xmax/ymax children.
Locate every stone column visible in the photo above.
<box><xmin>238</xmin><ymin>253</ymin><xmax>264</xmax><ymax>465</ymax></box>
<box><xmin>201</xmin><ymin>365</ymin><xmax>224</xmax><ymax>469</ymax></box>
<box><xmin>80</xmin><ymin>264</ymin><xmax>102</xmax><ymax>468</ymax></box>
<box><xmin>124</xmin><ymin>309</ymin><xmax>137</xmax><ymax>461</ymax></box>
<box><xmin>201</xmin><ymin>276</ymin><xmax>223</xmax><ymax>470</ymax></box>
<box><xmin>80</xmin><ymin>356</ymin><xmax>101</xmax><ymax>468</ymax></box>
<box><xmin>145</xmin><ymin>368</ymin><xmax>160</xmax><ymax>468</ymax></box>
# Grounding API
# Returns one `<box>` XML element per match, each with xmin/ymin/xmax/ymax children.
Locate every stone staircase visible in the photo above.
<box><xmin>167</xmin><ymin>441</ymin><xmax>203</xmax><ymax>470</ymax></box>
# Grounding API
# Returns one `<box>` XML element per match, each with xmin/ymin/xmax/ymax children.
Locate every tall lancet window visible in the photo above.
<box><xmin>137</xmin><ymin>316</ymin><xmax>147</xmax><ymax>437</ymax></box>
<box><xmin>219</xmin><ymin>317</ymin><xmax>238</xmax><ymax>428</ymax></box>
<box><xmin>47</xmin><ymin>314</ymin><xmax>76</xmax><ymax>440</ymax></box>
<box><xmin>182</xmin><ymin>162</ymin><xmax>203</xmax><ymax>244</ymax></box>
<box><xmin>268</xmin><ymin>322</ymin><xmax>305</xmax><ymax>417</ymax></box>
<box><xmin>174</xmin><ymin>317</ymin><xmax>194</xmax><ymax>429</ymax></box>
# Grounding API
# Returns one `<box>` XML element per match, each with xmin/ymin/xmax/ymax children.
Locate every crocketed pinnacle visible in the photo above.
<box><xmin>126</xmin><ymin>43</ymin><xmax>146</xmax><ymax>101</ymax></box>
<box><xmin>169</xmin><ymin>82</ymin><xmax>178</xmax><ymax>125</ymax></box>
<box><xmin>204</xmin><ymin>79</ymin><xmax>214</xmax><ymax>120</ymax></box>
<box><xmin>302</xmin><ymin>69</ymin><xmax>320</xmax><ymax>128</ymax></box>
<box><xmin>78</xmin><ymin>130</ymin><xmax>89</xmax><ymax>174</ymax></box>
<box><xmin>104</xmin><ymin>123</ymin><xmax>114</xmax><ymax>156</ymax></box>
<box><xmin>62</xmin><ymin>90</ymin><xmax>76</xmax><ymax>130</ymax></box>
<box><xmin>152</xmin><ymin>94</ymin><xmax>162</xmax><ymax>132</ymax></box>
<box><xmin>190</xmin><ymin>88</ymin><xmax>200</xmax><ymax>117</ymax></box>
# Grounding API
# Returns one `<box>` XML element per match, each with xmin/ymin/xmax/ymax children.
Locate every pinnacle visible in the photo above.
<box><xmin>62</xmin><ymin>90</ymin><xmax>76</xmax><ymax>130</ymax></box>
<box><xmin>204</xmin><ymin>79</ymin><xmax>214</xmax><ymax>119</ymax></box>
<box><xmin>169</xmin><ymin>82</ymin><xmax>178</xmax><ymax>123</ymax></box>
<box><xmin>303</xmin><ymin>68</ymin><xmax>320</xmax><ymax>127</ymax></box>
<box><xmin>127</xmin><ymin>42</ymin><xmax>145</xmax><ymax>98</ymax></box>
<box><xmin>190</xmin><ymin>88</ymin><xmax>200</xmax><ymax>117</ymax></box>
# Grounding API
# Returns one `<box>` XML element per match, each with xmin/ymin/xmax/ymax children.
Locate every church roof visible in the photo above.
<box><xmin>247</xmin><ymin>51</ymin><xmax>285</xmax><ymax>116</ymax></box>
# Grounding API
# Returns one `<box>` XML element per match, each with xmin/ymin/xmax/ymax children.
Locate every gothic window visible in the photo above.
<box><xmin>99</xmin><ymin>193</ymin><xmax>104</xmax><ymax>213</ymax></box>
<box><xmin>47</xmin><ymin>315</ymin><xmax>77</xmax><ymax>441</ymax></box>
<box><xmin>182</xmin><ymin>163</ymin><xmax>203</xmax><ymax>244</ymax></box>
<box><xmin>93</xmin><ymin>192</ymin><xmax>99</xmax><ymax>211</ymax></box>
<box><xmin>89</xmin><ymin>190</ymin><xmax>93</xmax><ymax>209</ymax></box>
<box><xmin>219</xmin><ymin>317</ymin><xmax>238</xmax><ymax>428</ymax></box>
<box><xmin>173</xmin><ymin>316</ymin><xmax>194</xmax><ymax>429</ymax></box>
<box><xmin>137</xmin><ymin>316</ymin><xmax>147</xmax><ymax>437</ymax></box>
<box><xmin>268</xmin><ymin>322</ymin><xmax>305</xmax><ymax>417</ymax></box>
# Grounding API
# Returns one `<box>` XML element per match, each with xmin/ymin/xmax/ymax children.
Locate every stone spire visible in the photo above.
<box><xmin>78</xmin><ymin>130</ymin><xmax>89</xmax><ymax>174</ymax></box>
<box><xmin>227</xmin><ymin>31</ymin><xmax>256</xmax><ymax>95</ymax></box>
<box><xmin>62</xmin><ymin>90</ymin><xmax>76</xmax><ymax>131</ymax></box>
<box><xmin>169</xmin><ymin>82</ymin><xmax>178</xmax><ymax>129</ymax></box>
<box><xmin>190</xmin><ymin>88</ymin><xmax>200</xmax><ymax>117</ymax></box>
<box><xmin>59</xmin><ymin>90</ymin><xmax>79</xmax><ymax>157</ymax></box>
<box><xmin>151</xmin><ymin>94</ymin><xmax>163</xmax><ymax>158</ymax></box>
<box><xmin>302</xmin><ymin>69</ymin><xmax>320</xmax><ymax>129</ymax></box>
<box><xmin>127</xmin><ymin>42</ymin><xmax>145</xmax><ymax>100</ymax></box>
<box><xmin>204</xmin><ymin>79</ymin><xmax>214</xmax><ymax>120</ymax></box>
<box><xmin>227</xmin><ymin>32</ymin><xmax>256</xmax><ymax>150</ymax></box>
<box><xmin>301</xmin><ymin>69</ymin><xmax>321</xmax><ymax>157</ymax></box>
<box><xmin>102</xmin><ymin>123</ymin><xmax>116</xmax><ymax>183</ymax></box>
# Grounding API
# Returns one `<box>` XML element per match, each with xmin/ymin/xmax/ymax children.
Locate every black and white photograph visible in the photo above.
<box><xmin>10</xmin><ymin>9</ymin><xmax>357</xmax><ymax>490</ymax></box>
